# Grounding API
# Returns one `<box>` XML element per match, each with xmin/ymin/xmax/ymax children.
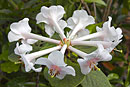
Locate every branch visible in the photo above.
<box><xmin>103</xmin><ymin>0</ymin><xmax>113</xmax><ymax>21</ymax></box>
<box><xmin>35</xmin><ymin>72</ymin><xmax>39</xmax><ymax>87</ymax></box>
<box><xmin>80</xmin><ymin>0</ymin><xmax>91</xmax><ymax>15</ymax></box>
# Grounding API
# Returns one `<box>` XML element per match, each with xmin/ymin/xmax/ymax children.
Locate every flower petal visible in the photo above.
<box><xmin>35</xmin><ymin>58</ymin><xmax>53</xmax><ymax>68</ymax></box>
<box><xmin>14</xmin><ymin>42</ymin><xmax>32</xmax><ymax>55</ymax></box>
<box><xmin>10</xmin><ymin>18</ymin><xmax>31</xmax><ymax>34</ymax></box>
<box><xmin>49</xmin><ymin>5</ymin><xmax>65</xmax><ymax>21</ymax></box>
<box><xmin>48</xmin><ymin>51</ymin><xmax>66</xmax><ymax>66</ymax></box>
<box><xmin>67</xmin><ymin>17</ymin><xmax>75</xmax><ymax>29</ymax></box>
<box><xmin>77</xmin><ymin>59</ymin><xmax>91</xmax><ymax>75</ymax></box>
<box><xmin>61</xmin><ymin>66</ymin><xmax>75</xmax><ymax>76</ymax></box>
<box><xmin>45</xmin><ymin>24</ymin><xmax>55</xmax><ymax>37</ymax></box>
<box><xmin>58</xmin><ymin>20</ymin><xmax>67</xmax><ymax>30</ymax></box>
<box><xmin>8</xmin><ymin>31</ymin><xmax>23</xmax><ymax>42</ymax></box>
<box><xmin>26</xmin><ymin>39</ymin><xmax>38</xmax><ymax>44</ymax></box>
<box><xmin>77</xmin><ymin>29</ymin><xmax>89</xmax><ymax>38</ymax></box>
<box><xmin>36</xmin><ymin>13</ymin><xmax>48</xmax><ymax>24</ymax></box>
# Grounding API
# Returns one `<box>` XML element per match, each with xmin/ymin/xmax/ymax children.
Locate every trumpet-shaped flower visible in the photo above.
<box><xmin>8</xmin><ymin>18</ymin><xmax>60</xmax><ymax>44</ymax></box>
<box><xmin>67</xmin><ymin>10</ymin><xmax>95</xmax><ymax>39</ymax></box>
<box><xmin>77</xmin><ymin>44</ymin><xmax>112</xmax><ymax>75</ymax></box>
<box><xmin>14</xmin><ymin>42</ymin><xmax>42</xmax><ymax>72</ymax></box>
<box><xmin>8</xmin><ymin>18</ymin><xmax>33</xmax><ymax>43</ymax></box>
<box><xmin>95</xmin><ymin>17</ymin><xmax>123</xmax><ymax>42</ymax></box>
<box><xmin>35</xmin><ymin>51</ymin><xmax>75</xmax><ymax>79</ymax></box>
<box><xmin>74</xmin><ymin>16</ymin><xmax>123</xmax><ymax>42</ymax></box>
<box><xmin>36</xmin><ymin>5</ymin><xmax>66</xmax><ymax>38</ymax></box>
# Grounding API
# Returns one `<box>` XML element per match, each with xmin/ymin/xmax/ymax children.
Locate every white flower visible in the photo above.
<box><xmin>77</xmin><ymin>44</ymin><xmax>112</xmax><ymax>75</ymax></box>
<box><xmin>67</xmin><ymin>10</ymin><xmax>95</xmax><ymax>39</ymax></box>
<box><xmin>8</xmin><ymin>18</ymin><xmax>60</xmax><ymax>44</ymax></box>
<box><xmin>8</xmin><ymin>18</ymin><xmax>32</xmax><ymax>42</ymax></box>
<box><xmin>14</xmin><ymin>43</ymin><xmax>61</xmax><ymax>72</ymax></box>
<box><xmin>14</xmin><ymin>42</ymin><xmax>42</xmax><ymax>72</ymax></box>
<box><xmin>95</xmin><ymin>17</ymin><xmax>123</xmax><ymax>42</ymax></box>
<box><xmin>35</xmin><ymin>51</ymin><xmax>75</xmax><ymax>79</ymax></box>
<box><xmin>36</xmin><ymin>5</ymin><xmax>66</xmax><ymax>38</ymax></box>
<box><xmin>74</xmin><ymin>16</ymin><xmax>123</xmax><ymax>42</ymax></box>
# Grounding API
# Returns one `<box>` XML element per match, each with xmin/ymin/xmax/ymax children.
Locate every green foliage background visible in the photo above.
<box><xmin>0</xmin><ymin>0</ymin><xmax>130</xmax><ymax>87</ymax></box>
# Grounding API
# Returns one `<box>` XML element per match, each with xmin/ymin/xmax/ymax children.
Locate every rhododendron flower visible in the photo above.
<box><xmin>14</xmin><ymin>42</ymin><xmax>61</xmax><ymax>72</ymax></box>
<box><xmin>77</xmin><ymin>44</ymin><xmax>112</xmax><ymax>75</ymax></box>
<box><xmin>14</xmin><ymin>42</ymin><xmax>42</xmax><ymax>72</ymax></box>
<box><xmin>67</xmin><ymin>10</ymin><xmax>95</xmax><ymax>39</ymax></box>
<box><xmin>36</xmin><ymin>5</ymin><xmax>66</xmax><ymax>38</ymax></box>
<box><xmin>73</xmin><ymin>17</ymin><xmax>123</xmax><ymax>42</ymax></box>
<box><xmin>35</xmin><ymin>51</ymin><xmax>75</xmax><ymax>79</ymax></box>
<box><xmin>8</xmin><ymin>18</ymin><xmax>60</xmax><ymax>44</ymax></box>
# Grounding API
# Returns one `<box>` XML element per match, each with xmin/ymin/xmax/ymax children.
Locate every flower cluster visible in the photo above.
<box><xmin>8</xmin><ymin>5</ymin><xmax>123</xmax><ymax>79</ymax></box>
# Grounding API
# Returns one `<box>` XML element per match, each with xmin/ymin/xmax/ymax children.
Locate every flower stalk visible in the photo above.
<box><xmin>71</xmin><ymin>41</ymin><xmax>112</xmax><ymax>48</ymax></box>
<box><xmin>23</xmin><ymin>33</ymin><xmax>61</xmax><ymax>44</ymax></box>
<box><xmin>68</xmin><ymin>46</ymin><xmax>88</xmax><ymax>58</ymax></box>
<box><xmin>26</xmin><ymin>45</ymin><xmax>61</xmax><ymax>61</ymax></box>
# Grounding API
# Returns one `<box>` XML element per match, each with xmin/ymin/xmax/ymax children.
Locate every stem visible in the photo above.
<box><xmin>80</xmin><ymin>0</ymin><xmax>91</xmax><ymax>15</ymax></box>
<box><xmin>68</xmin><ymin>46</ymin><xmax>87</xmax><ymax>58</ymax></box>
<box><xmin>23</xmin><ymin>33</ymin><xmax>60</xmax><ymax>44</ymax></box>
<box><xmin>35</xmin><ymin>72</ymin><xmax>39</xmax><ymax>87</ymax></box>
<box><xmin>60</xmin><ymin>44</ymin><xmax>67</xmax><ymax>54</ymax></box>
<box><xmin>26</xmin><ymin>45</ymin><xmax>61</xmax><ymax>61</ymax></box>
<box><xmin>53</xmin><ymin>20</ymin><xmax>66</xmax><ymax>39</ymax></box>
<box><xmin>103</xmin><ymin>0</ymin><xmax>113</xmax><ymax>21</ymax></box>
<box><xmin>71</xmin><ymin>41</ymin><xmax>112</xmax><ymax>48</ymax></box>
<box><xmin>8</xmin><ymin>0</ymin><xmax>19</xmax><ymax>10</ymax></box>
<box><xmin>73</xmin><ymin>31</ymin><xmax>104</xmax><ymax>41</ymax></box>
<box><xmin>93</xmin><ymin>2</ymin><xmax>97</xmax><ymax>22</ymax></box>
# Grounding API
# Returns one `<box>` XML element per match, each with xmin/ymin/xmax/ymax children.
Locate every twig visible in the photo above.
<box><xmin>103</xmin><ymin>0</ymin><xmax>113</xmax><ymax>21</ymax></box>
<box><xmin>93</xmin><ymin>2</ymin><xmax>97</xmax><ymax>22</ymax></box>
<box><xmin>80</xmin><ymin>0</ymin><xmax>91</xmax><ymax>15</ymax></box>
<box><xmin>35</xmin><ymin>72</ymin><xmax>39</xmax><ymax>87</ymax></box>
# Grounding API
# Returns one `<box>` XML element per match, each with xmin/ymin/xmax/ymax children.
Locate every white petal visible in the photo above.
<box><xmin>58</xmin><ymin>20</ymin><xmax>67</xmax><ymax>30</ymax></box>
<box><xmin>61</xmin><ymin>66</ymin><xmax>75</xmax><ymax>76</ymax></box>
<box><xmin>77</xmin><ymin>29</ymin><xmax>89</xmax><ymax>38</ymax></box>
<box><xmin>67</xmin><ymin>18</ymin><xmax>75</xmax><ymax>29</ymax></box>
<box><xmin>50</xmin><ymin>5</ymin><xmax>65</xmax><ymax>21</ymax></box>
<box><xmin>84</xmin><ymin>16</ymin><xmax>95</xmax><ymax>27</ymax></box>
<box><xmin>14</xmin><ymin>42</ymin><xmax>32</xmax><ymax>55</ymax></box>
<box><xmin>36</xmin><ymin>13</ymin><xmax>48</xmax><ymax>24</ymax></box>
<box><xmin>97</xmin><ymin>44</ymin><xmax>112</xmax><ymax>61</ymax></box>
<box><xmin>10</xmin><ymin>18</ymin><xmax>31</xmax><ymax>34</ymax></box>
<box><xmin>96</xmin><ymin>26</ymin><xmax>102</xmax><ymax>32</ymax></box>
<box><xmin>56</xmin><ymin>71</ymin><xmax>66</xmax><ymax>79</ymax></box>
<box><xmin>48</xmin><ymin>51</ymin><xmax>66</xmax><ymax>66</ymax></box>
<box><xmin>35</xmin><ymin>58</ymin><xmax>53</xmax><ymax>68</ymax></box>
<box><xmin>73</xmin><ymin>10</ymin><xmax>88</xmax><ymax>22</ymax></box>
<box><xmin>22</xmin><ymin>55</ymin><xmax>42</xmax><ymax>72</ymax></box>
<box><xmin>8</xmin><ymin>31</ymin><xmax>23</xmax><ymax>42</ymax></box>
<box><xmin>26</xmin><ymin>39</ymin><xmax>38</xmax><ymax>44</ymax></box>
<box><xmin>45</xmin><ymin>24</ymin><xmax>55</xmax><ymax>37</ymax></box>
<box><xmin>41</xmin><ymin>6</ymin><xmax>49</xmax><ymax>18</ymax></box>
<box><xmin>77</xmin><ymin>59</ymin><xmax>91</xmax><ymax>75</ymax></box>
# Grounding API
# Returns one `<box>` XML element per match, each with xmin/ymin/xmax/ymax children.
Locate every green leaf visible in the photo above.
<box><xmin>44</xmin><ymin>61</ymin><xmax>85</xmax><ymax>87</ymax></box>
<box><xmin>0</xmin><ymin>61</ymin><xmax>20</xmax><ymax>73</ymax></box>
<box><xmin>81</xmin><ymin>71</ymin><xmax>112</xmax><ymax>87</ymax></box>
<box><xmin>73</xmin><ymin>46</ymin><xmax>97</xmax><ymax>53</ymax></box>
<box><xmin>107</xmin><ymin>73</ymin><xmax>119</xmax><ymax>80</ymax></box>
<box><xmin>86</xmin><ymin>22</ymin><xmax>103</xmax><ymax>33</ymax></box>
<box><xmin>84</xmin><ymin>0</ymin><xmax>106</xmax><ymax>6</ymax></box>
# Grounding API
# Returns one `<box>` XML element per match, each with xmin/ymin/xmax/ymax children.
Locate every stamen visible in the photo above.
<box><xmin>14</xmin><ymin>62</ymin><xmax>22</xmax><ymax>64</ymax></box>
<box><xmin>93</xmin><ymin>64</ymin><xmax>100</xmax><ymax>71</ymax></box>
<box><xmin>49</xmin><ymin>65</ymin><xmax>61</xmax><ymax>78</ymax></box>
<box><xmin>114</xmin><ymin>48</ymin><xmax>123</xmax><ymax>53</ymax></box>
